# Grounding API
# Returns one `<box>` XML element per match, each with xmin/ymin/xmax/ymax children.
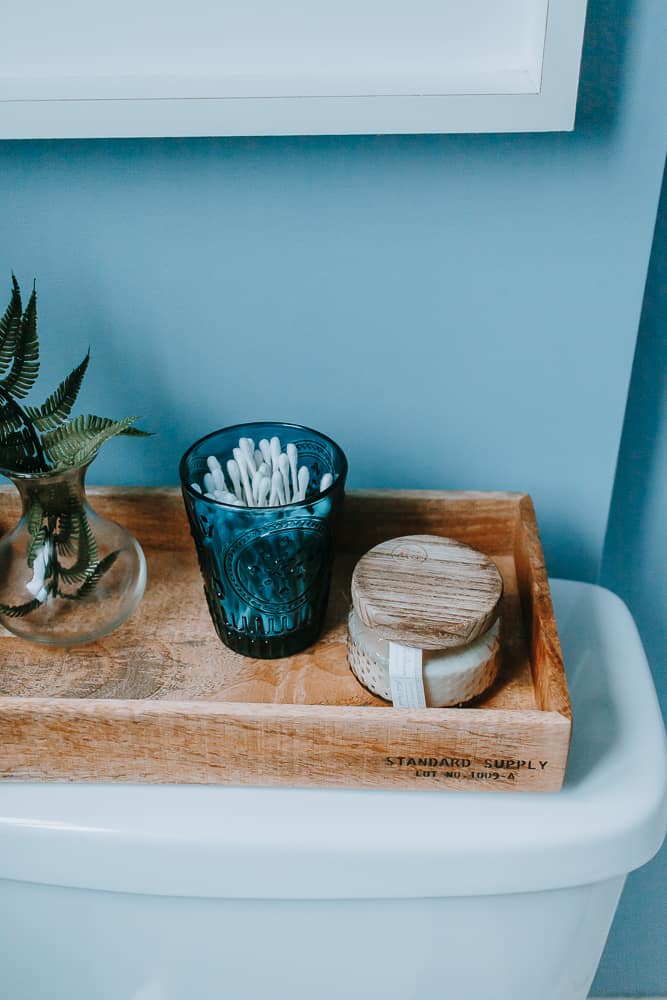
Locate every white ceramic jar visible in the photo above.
<box><xmin>348</xmin><ymin>534</ymin><xmax>503</xmax><ymax>707</ymax></box>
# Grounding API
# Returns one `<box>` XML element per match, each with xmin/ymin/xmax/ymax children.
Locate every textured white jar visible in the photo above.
<box><xmin>348</xmin><ymin>609</ymin><xmax>501</xmax><ymax>706</ymax></box>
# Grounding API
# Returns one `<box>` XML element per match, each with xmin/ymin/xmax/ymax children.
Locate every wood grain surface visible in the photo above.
<box><xmin>0</xmin><ymin>488</ymin><xmax>571</xmax><ymax>791</ymax></box>
<box><xmin>351</xmin><ymin>534</ymin><xmax>503</xmax><ymax>649</ymax></box>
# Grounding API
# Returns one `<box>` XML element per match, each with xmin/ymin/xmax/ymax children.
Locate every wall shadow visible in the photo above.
<box><xmin>601</xmin><ymin>160</ymin><xmax>667</xmax><ymax>674</ymax></box>
<box><xmin>596</xmin><ymin>160</ymin><xmax>667</xmax><ymax>996</ymax></box>
<box><xmin>575</xmin><ymin>0</ymin><xmax>635</xmax><ymax>136</ymax></box>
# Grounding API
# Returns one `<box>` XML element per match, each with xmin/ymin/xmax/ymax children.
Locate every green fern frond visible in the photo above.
<box><xmin>55</xmin><ymin>507</ymin><xmax>77</xmax><ymax>556</ymax></box>
<box><xmin>0</xmin><ymin>391</ymin><xmax>47</xmax><ymax>470</ymax></box>
<box><xmin>0</xmin><ymin>276</ymin><xmax>22</xmax><ymax>377</ymax></box>
<box><xmin>0</xmin><ymin>598</ymin><xmax>43</xmax><ymax>618</ymax></box>
<box><xmin>0</xmin><ymin>426</ymin><xmax>45</xmax><ymax>473</ymax></box>
<box><xmin>0</xmin><ymin>285</ymin><xmax>39</xmax><ymax>399</ymax></box>
<box><xmin>0</xmin><ymin>402</ymin><xmax>25</xmax><ymax>439</ymax></box>
<box><xmin>0</xmin><ymin>276</ymin><xmax>151</xmax><ymax>620</ymax></box>
<box><xmin>57</xmin><ymin>506</ymin><xmax>97</xmax><ymax>583</ymax></box>
<box><xmin>61</xmin><ymin>550</ymin><xmax>119</xmax><ymax>601</ymax></box>
<box><xmin>115</xmin><ymin>426</ymin><xmax>151</xmax><ymax>437</ymax></box>
<box><xmin>26</xmin><ymin>500</ymin><xmax>46</xmax><ymax>568</ymax></box>
<box><xmin>42</xmin><ymin>414</ymin><xmax>145</xmax><ymax>470</ymax></box>
<box><xmin>26</xmin><ymin>351</ymin><xmax>90</xmax><ymax>431</ymax></box>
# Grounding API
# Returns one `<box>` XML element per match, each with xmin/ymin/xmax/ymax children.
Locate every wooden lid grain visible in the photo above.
<box><xmin>351</xmin><ymin>535</ymin><xmax>503</xmax><ymax>650</ymax></box>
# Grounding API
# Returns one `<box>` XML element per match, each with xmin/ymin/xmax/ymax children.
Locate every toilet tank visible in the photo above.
<box><xmin>0</xmin><ymin>580</ymin><xmax>665</xmax><ymax>1000</ymax></box>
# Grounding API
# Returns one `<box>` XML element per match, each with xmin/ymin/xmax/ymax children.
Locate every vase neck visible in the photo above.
<box><xmin>11</xmin><ymin>465</ymin><xmax>88</xmax><ymax>515</ymax></box>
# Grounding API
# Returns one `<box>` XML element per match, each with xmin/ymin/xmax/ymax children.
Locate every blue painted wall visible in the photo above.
<box><xmin>1</xmin><ymin>0</ymin><xmax>664</xmax><ymax>588</ymax></box>
<box><xmin>596</xmin><ymin>163</ymin><xmax>667</xmax><ymax>996</ymax></box>
<box><xmin>0</xmin><ymin>0</ymin><xmax>665</xmax><ymax>992</ymax></box>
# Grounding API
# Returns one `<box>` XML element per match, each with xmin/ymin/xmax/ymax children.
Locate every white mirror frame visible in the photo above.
<box><xmin>0</xmin><ymin>0</ymin><xmax>588</xmax><ymax>138</ymax></box>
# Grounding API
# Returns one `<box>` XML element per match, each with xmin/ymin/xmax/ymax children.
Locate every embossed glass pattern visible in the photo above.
<box><xmin>180</xmin><ymin>422</ymin><xmax>347</xmax><ymax>658</ymax></box>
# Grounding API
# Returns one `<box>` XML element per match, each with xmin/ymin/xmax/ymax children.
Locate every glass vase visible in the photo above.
<box><xmin>0</xmin><ymin>461</ymin><xmax>146</xmax><ymax>646</ymax></box>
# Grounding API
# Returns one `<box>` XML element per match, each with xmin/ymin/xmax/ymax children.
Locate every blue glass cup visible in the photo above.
<box><xmin>180</xmin><ymin>422</ymin><xmax>348</xmax><ymax>658</ymax></box>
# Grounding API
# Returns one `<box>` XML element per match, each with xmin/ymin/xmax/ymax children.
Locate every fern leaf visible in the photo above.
<box><xmin>0</xmin><ymin>426</ymin><xmax>45</xmax><ymax>472</ymax></box>
<box><xmin>0</xmin><ymin>402</ymin><xmax>25</xmax><ymax>440</ymax></box>
<box><xmin>55</xmin><ymin>507</ymin><xmax>77</xmax><ymax>556</ymax></box>
<box><xmin>42</xmin><ymin>414</ymin><xmax>146</xmax><ymax>470</ymax></box>
<box><xmin>0</xmin><ymin>284</ymin><xmax>39</xmax><ymax>399</ymax></box>
<box><xmin>57</xmin><ymin>506</ymin><xmax>97</xmax><ymax>584</ymax></box>
<box><xmin>0</xmin><ymin>597</ymin><xmax>43</xmax><ymax>618</ymax></box>
<box><xmin>26</xmin><ymin>352</ymin><xmax>90</xmax><ymax>432</ymax></box>
<box><xmin>26</xmin><ymin>500</ymin><xmax>45</xmax><ymax>564</ymax></box>
<box><xmin>0</xmin><ymin>276</ymin><xmax>22</xmax><ymax>377</ymax></box>
<box><xmin>116</xmin><ymin>426</ymin><xmax>151</xmax><ymax>437</ymax></box>
<box><xmin>26</xmin><ymin>501</ymin><xmax>46</xmax><ymax>568</ymax></box>
<box><xmin>61</xmin><ymin>550</ymin><xmax>119</xmax><ymax>601</ymax></box>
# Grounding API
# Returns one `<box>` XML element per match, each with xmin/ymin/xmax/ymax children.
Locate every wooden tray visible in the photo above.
<box><xmin>0</xmin><ymin>489</ymin><xmax>571</xmax><ymax>792</ymax></box>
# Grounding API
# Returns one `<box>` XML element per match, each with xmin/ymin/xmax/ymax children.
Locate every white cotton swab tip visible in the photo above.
<box><xmin>257</xmin><ymin>476</ymin><xmax>271</xmax><ymax>507</ymax></box>
<box><xmin>217</xmin><ymin>489</ymin><xmax>242</xmax><ymax>505</ymax></box>
<box><xmin>287</xmin><ymin>443</ymin><xmax>298</xmax><ymax>500</ymax></box>
<box><xmin>240</xmin><ymin>438</ymin><xmax>256</xmax><ymax>473</ymax></box>
<box><xmin>278</xmin><ymin>453</ymin><xmax>291</xmax><ymax>502</ymax></box>
<box><xmin>270</xmin><ymin>437</ymin><xmax>281</xmax><ymax>472</ymax></box>
<box><xmin>252</xmin><ymin>468</ymin><xmax>265</xmax><ymax>504</ymax></box>
<box><xmin>226</xmin><ymin>459</ymin><xmax>243</xmax><ymax>502</ymax></box>
<box><xmin>297</xmin><ymin>466</ymin><xmax>309</xmax><ymax>501</ymax></box>
<box><xmin>270</xmin><ymin>469</ymin><xmax>286</xmax><ymax>506</ymax></box>
<box><xmin>259</xmin><ymin>439</ymin><xmax>272</xmax><ymax>468</ymax></box>
<box><xmin>204</xmin><ymin>434</ymin><xmax>333</xmax><ymax>509</ymax></box>
<box><xmin>233</xmin><ymin>447</ymin><xmax>255</xmax><ymax>506</ymax></box>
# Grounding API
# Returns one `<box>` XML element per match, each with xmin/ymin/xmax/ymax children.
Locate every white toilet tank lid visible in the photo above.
<box><xmin>0</xmin><ymin>580</ymin><xmax>665</xmax><ymax>900</ymax></box>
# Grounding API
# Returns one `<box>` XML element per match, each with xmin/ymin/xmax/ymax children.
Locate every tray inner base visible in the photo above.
<box><xmin>0</xmin><ymin>491</ymin><xmax>535</xmax><ymax>712</ymax></box>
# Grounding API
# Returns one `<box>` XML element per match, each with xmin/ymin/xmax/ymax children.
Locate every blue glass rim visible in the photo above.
<box><xmin>179</xmin><ymin>420</ymin><xmax>348</xmax><ymax>512</ymax></box>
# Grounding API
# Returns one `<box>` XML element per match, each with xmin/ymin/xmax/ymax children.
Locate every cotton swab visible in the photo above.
<box><xmin>270</xmin><ymin>437</ymin><xmax>281</xmax><ymax>473</ymax></box>
<box><xmin>226</xmin><ymin>459</ymin><xmax>243</xmax><ymax>502</ymax></box>
<box><xmin>240</xmin><ymin>438</ymin><xmax>256</xmax><ymax>473</ymax></box>
<box><xmin>287</xmin><ymin>443</ymin><xmax>298</xmax><ymax>500</ymax></box>
<box><xmin>278</xmin><ymin>453</ymin><xmax>291</xmax><ymax>502</ymax></box>
<box><xmin>257</xmin><ymin>476</ymin><xmax>271</xmax><ymax>507</ymax></box>
<box><xmin>207</xmin><ymin>455</ymin><xmax>227</xmax><ymax>491</ymax></box>
<box><xmin>207</xmin><ymin>456</ymin><xmax>227</xmax><ymax>494</ymax></box>
<box><xmin>270</xmin><ymin>470</ymin><xmax>286</xmax><ymax>506</ymax></box>
<box><xmin>259</xmin><ymin>438</ymin><xmax>272</xmax><ymax>469</ymax></box>
<box><xmin>297</xmin><ymin>466</ymin><xmax>309</xmax><ymax>502</ymax></box>
<box><xmin>195</xmin><ymin>437</ymin><xmax>336</xmax><ymax>508</ymax></box>
<box><xmin>215</xmin><ymin>489</ymin><xmax>242</xmax><ymax>505</ymax></box>
<box><xmin>251</xmin><ymin>468</ymin><xmax>265</xmax><ymax>504</ymax></box>
<box><xmin>233</xmin><ymin>447</ymin><xmax>255</xmax><ymax>506</ymax></box>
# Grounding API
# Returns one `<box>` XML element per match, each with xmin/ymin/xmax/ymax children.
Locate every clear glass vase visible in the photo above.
<box><xmin>0</xmin><ymin>461</ymin><xmax>146</xmax><ymax>646</ymax></box>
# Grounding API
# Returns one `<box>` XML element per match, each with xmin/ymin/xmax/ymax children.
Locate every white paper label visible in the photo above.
<box><xmin>388</xmin><ymin>642</ymin><xmax>426</xmax><ymax>708</ymax></box>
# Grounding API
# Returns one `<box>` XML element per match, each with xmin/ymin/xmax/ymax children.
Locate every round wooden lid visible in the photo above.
<box><xmin>351</xmin><ymin>535</ymin><xmax>503</xmax><ymax>650</ymax></box>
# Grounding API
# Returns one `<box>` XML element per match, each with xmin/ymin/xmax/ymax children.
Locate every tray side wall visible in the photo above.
<box><xmin>0</xmin><ymin>488</ymin><xmax>572</xmax><ymax>791</ymax></box>
<box><xmin>514</xmin><ymin>496</ymin><xmax>571</xmax><ymax>720</ymax></box>
<box><xmin>0</xmin><ymin>700</ymin><xmax>571</xmax><ymax>792</ymax></box>
<box><xmin>337</xmin><ymin>490</ymin><xmax>522</xmax><ymax>555</ymax></box>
